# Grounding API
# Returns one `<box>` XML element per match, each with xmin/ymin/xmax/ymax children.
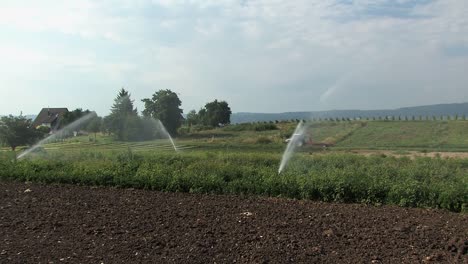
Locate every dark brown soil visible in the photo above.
<box><xmin>0</xmin><ymin>182</ymin><xmax>467</xmax><ymax>264</ymax></box>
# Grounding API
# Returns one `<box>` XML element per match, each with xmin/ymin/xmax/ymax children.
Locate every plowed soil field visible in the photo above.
<box><xmin>0</xmin><ymin>182</ymin><xmax>466</xmax><ymax>263</ymax></box>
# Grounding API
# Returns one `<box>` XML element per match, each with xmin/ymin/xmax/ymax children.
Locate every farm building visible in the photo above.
<box><xmin>32</xmin><ymin>108</ymin><xmax>69</xmax><ymax>131</ymax></box>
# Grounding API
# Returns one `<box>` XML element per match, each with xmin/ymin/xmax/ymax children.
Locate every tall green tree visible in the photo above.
<box><xmin>198</xmin><ymin>108</ymin><xmax>207</xmax><ymax>125</ymax></box>
<box><xmin>62</xmin><ymin>108</ymin><xmax>91</xmax><ymax>127</ymax></box>
<box><xmin>186</xmin><ymin>110</ymin><xmax>199</xmax><ymax>126</ymax></box>
<box><xmin>86</xmin><ymin>115</ymin><xmax>102</xmax><ymax>142</ymax></box>
<box><xmin>105</xmin><ymin>88</ymin><xmax>140</xmax><ymax>141</ymax></box>
<box><xmin>0</xmin><ymin>115</ymin><xmax>44</xmax><ymax>151</ymax></box>
<box><xmin>142</xmin><ymin>89</ymin><xmax>183</xmax><ymax>135</ymax></box>
<box><xmin>198</xmin><ymin>100</ymin><xmax>232</xmax><ymax>127</ymax></box>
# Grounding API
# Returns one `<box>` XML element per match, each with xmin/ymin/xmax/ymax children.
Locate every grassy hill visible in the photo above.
<box><xmin>215</xmin><ymin>120</ymin><xmax>468</xmax><ymax>152</ymax></box>
<box><xmin>332</xmin><ymin>121</ymin><xmax>468</xmax><ymax>150</ymax></box>
<box><xmin>175</xmin><ymin>119</ymin><xmax>468</xmax><ymax>152</ymax></box>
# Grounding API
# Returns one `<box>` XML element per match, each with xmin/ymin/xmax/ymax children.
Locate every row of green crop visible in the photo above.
<box><xmin>0</xmin><ymin>151</ymin><xmax>466</xmax><ymax>212</ymax></box>
<box><xmin>223</xmin><ymin>123</ymin><xmax>278</xmax><ymax>132</ymax></box>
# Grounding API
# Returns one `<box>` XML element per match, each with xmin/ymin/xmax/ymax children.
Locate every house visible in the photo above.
<box><xmin>32</xmin><ymin>108</ymin><xmax>69</xmax><ymax>130</ymax></box>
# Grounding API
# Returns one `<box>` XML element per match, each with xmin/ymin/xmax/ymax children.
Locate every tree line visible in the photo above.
<box><xmin>102</xmin><ymin>88</ymin><xmax>231</xmax><ymax>141</ymax></box>
<box><xmin>307</xmin><ymin>115</ymin><xmax>467</xmax><ymax>122</ymax></box>
<box><xmin>0</xmin><ymin>89</ymin><xmax>232</xmax><ymax>150</ymax></box>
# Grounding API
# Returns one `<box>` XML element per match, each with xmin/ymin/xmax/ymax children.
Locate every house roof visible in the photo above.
<box><xmin>32</xmin><ymin>108</ymin><xmax>69</xmax><ymax>128</ymax></box>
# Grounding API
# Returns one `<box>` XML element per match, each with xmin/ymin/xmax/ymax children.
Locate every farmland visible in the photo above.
<box><xmin>1</xmin><ymin>181</ymin><xmax>466</xmax><ymax>263</ymax></box>
<box><xmin>1</xmin><ymin>120</ymin><xmax>467</xmax><ymax>212</ymax></box>
<box><xmin>1</xmin><ymin>120</ymin><xmax>467</xmax><ymax>262</ymax></box>
<box><xmin>3</xmin><ymin>1</ymin><xmax>468</xmax><ymax>261</ymax></box>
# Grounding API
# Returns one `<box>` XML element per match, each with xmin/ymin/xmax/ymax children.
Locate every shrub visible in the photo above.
<box><xmin>256</xmin><ymin>137</ymin><xmax>273</xmax><ymax>144</ymax></box>
<box><xmin>223</xmin><ymin>123</ymin><xmax>278</xmax><ymax>132</ymax></box>
<box><xmin>1</xmin><ymin>152</ymin><xmax>466</xmax><ymax>212</ymax></box>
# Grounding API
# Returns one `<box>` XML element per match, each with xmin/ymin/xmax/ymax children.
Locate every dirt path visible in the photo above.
<box><xmin>0</xmin><ymin>182</ymin><xmax>466</xmax><ymax>263</ymax></box>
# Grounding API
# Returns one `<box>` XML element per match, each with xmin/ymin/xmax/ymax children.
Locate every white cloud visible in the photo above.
<box><xmin>0</xmin><ymin>1</ymin><xmax>129</xmax><ymax>42</ymax></box>
<box><xmin>1</xmin><ymin>0</ymin><xmax>468</xmax><ymax>115</ymax></box>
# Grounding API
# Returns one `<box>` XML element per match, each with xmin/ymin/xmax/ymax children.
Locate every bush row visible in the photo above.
<box><xmin>0</xmin><ymin>152</ymin><xmax>466</xmax><ymax>212</ymax></box>
<box><xmin>223</xmin><ymin>123</ymin><xmax>278</xmax><ymax>132</ymax></box>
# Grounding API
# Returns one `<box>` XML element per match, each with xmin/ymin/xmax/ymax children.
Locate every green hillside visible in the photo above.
<box><xmin>334</xmin><ymin>121</ymin><xmax>468</xmax><ymax>150</ymax></box>
<box><xmin>210</xmin><ymin>120</ymin><xmax>468</xmax><ymax>151</ymax></box>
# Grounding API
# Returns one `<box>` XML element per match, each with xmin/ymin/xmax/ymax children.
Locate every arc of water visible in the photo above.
<box><xmin>18</xmin><ymin>112</ymin><xmax>96</xmax><ymax>159</ymax></box>
<box><xmin>155</xmin><ymin>119</ymin><xmax>178</xmax><ymax>152</ymax></box>
<box><xmin>278</xmin><ymin>121</ymin><xmax>305</xmax><ymax>174</ymax></box>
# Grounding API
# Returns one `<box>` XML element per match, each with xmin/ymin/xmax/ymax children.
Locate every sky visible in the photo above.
<box><xmin>1</xmin><ymin>0</ymin><xmax>467</xmax><ymax>116</ymax></box>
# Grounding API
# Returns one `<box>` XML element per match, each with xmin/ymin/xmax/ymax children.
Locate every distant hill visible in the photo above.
<box><xmin>231</xmin><ymin>102</ymin><xmax>468</xmax><ymax>123</ymax></box>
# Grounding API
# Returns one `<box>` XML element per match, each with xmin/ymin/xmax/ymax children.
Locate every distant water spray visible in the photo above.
<box><xmin>155</xmin><ymin>119</ymin><xmax>177</xmax><ymax>152</ymax></box>
<box><xmin>278</xmin><ymin>121</ymin><xmax>306</xmax><ymax>174</ymax></box>
<box><xmin>17</xmin><ymin>112</ymin><xmax>96</xmax><ymax>159</ymax></box>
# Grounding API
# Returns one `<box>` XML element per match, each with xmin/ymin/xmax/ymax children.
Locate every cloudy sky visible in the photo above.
<box><xmin>1</xmin><ymin>0</ymin><xmax>467</xmax><ymax>116</ymax></box>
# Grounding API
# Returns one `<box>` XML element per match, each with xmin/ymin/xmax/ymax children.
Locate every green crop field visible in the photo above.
<box><xmin>1</xmin><ymin>120</ymin><xmax>467</xmax><ymax>212</ymax></box>
<box><xmin>335</xmin><ymin>121</ymin><xmax>468</xmax><ymax>150</ymax></box>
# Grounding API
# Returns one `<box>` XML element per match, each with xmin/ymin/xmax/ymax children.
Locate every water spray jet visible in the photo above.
<box><xmin>154</xmin><ymin>119</ymin><xmax>177</xmax><ymax>152</ymax></box>
<box><xmin>278</xmin><ymin>121</ymin><xmax>306</xmax><ymax>174</ymax></box>
<box><xmin>18</xmin><ymin>112</ymin><xmax>97</xmax><ymax>159</ymax></box>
